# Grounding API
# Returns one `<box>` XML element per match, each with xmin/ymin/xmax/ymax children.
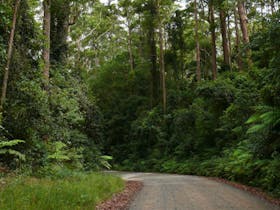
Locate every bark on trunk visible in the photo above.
<box><xmin>50</xmin><ymin>0</ymin><xmax>70</xmax><ymax>65</ymax></box>
<box><xmin>219</xmin><ymin>9</ymin><xmax>231</xmax><ymax>69</ymax></box>
<box><xmin>227</xmin><ymin>15</ymin><xmax>232</xmax><ymax>63</ymax></box>
<box><xmin>148</xmin><ymin>1</ymin><xmax>159</xmax><ymax>107</ymax></box>
<box><xmin>159</xmin><ymin>26</ymin><xmax>166</xmax><ymax>114</ymax></box>
<box><xmin>209</xmin><ymin>2</ymin><xmax>217</xmax><ymax>80</ymax></box>
<box><xmin>238</xmin><ymin>1</ymin><xmax>249</xmax><ymax>44</ymax></box>
<box><xmin>127</xmin><ymin>21</ymin><xmax>134</xmax><ymax>72</ymax></box>
<box><xmin>138</xmin><ymin>16</ymin><xmax>144</xmax><ymax>59</ymax></box>
<box><xmin>43</xmin><ymin>0</ymin><xmax>51</xmax><ymax>90</ymax></box>
<box><xmin>1</xmin><ymin>0</ymin><xmax>21</xmax><ymax>109</ymax></box>
<box><xmin>157</xmin><ymin>0</ymin><xmax>167</xmax><ymax>115</ymax></box>
<box><xmin>237</xmin><ymin>0</ymin><xmax>252</xmax><ymax>66</ymax></box>
<box><xmin>234</xmin><ymin>7</ymin><xmax>243</xmax><ymax>70</ymax></box>
<box><xmin>194</xmin><ymin>0</ymin><xmax>201</xmax><ymax>82</ymax></box>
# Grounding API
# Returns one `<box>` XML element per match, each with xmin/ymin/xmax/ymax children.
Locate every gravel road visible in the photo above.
<box><xmin>116</xmin><ymin>172</ymin><xmax>280</xmax><ymax>210</ymax></box>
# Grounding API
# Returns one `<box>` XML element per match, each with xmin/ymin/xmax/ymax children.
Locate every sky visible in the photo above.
<box><xmin>100</xmin><ymin>0</ymin><xmax>116</xmax><ymax>4</ymax></box>
<box><xmin>99</xmin><ymin>0</ymin><xmax>186</xmax><ymax>9</ymax></box>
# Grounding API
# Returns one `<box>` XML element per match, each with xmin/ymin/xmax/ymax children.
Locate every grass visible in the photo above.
<box><xmin>0</xmin><ymin>172</ymin><xmax>124</xmax><ymax>210</ymax></box>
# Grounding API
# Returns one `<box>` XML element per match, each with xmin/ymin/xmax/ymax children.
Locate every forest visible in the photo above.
<box><xmin>0</xmin><ymin>0</ymin><xmax>280</xmax><ymax>208</ymax></box>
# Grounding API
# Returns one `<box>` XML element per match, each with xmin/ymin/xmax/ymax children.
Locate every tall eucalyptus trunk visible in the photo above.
<box><xmin>148</xmin><ymin>0</ymin><xmax>159</xmax><ymax>107</ymax></box>
<box><xmin>1</xmin><ymin>0</ymin><xmax>21</xmax><ymax>109</ymax></box>
<box><xmin>219</xmin><ymin>8</ymin><xmax>231</xmax><ymax>69</ymax></box>
<box><xmin>209</xmin><ymin>1</ymin><xmax>217</xmax><ymax>80</ymax></box>
<box><xmin>43</xmin><ymin>0</ymin><xmax>51</xmax><ymax>90</ymax></box>
<box><xmin>237</xmin><ymin>0</ymin><xmax>252</xmax><ymax>66</ymax></box>
<box><xmin>157</xmin><ymin>0</ymin><xmax>166</xmax><ymax>114</ymax></box>
<box><xmin>238</xmin><ymin>1</ymin><xmax>249</xmax><ymax>45</ymax></box>
<box><xmin>127</xmin><ymin>20</ymin><xmax>134</xmax><ymax>72</ymax></box>
<box><xmin>50</xmin><ymin>0</ymin><xmax>70</xmax><ymax>65</ymax></box>
<box><xmin>234</xmin><ymin>7</ymin><xmax>243</xmax><ymax>70</ymax></box>
<box><xmin>194</xmin><ymin>0</ymin><xmax>201</xmax><ymax>81</ymax></box>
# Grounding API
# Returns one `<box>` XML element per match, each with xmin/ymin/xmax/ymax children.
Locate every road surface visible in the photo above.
<box><xmin>116</xmin><ymin>172</ymin><xmax>280</xmax><ymax>210</ymax></box>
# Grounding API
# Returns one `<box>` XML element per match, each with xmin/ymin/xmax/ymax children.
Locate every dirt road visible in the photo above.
<box><xmin>117</xmin><ymin>172</ymin><xmax>280</xmax><ymax>210</ymax></box>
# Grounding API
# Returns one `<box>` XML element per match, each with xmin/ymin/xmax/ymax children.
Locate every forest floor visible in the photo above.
<box><xmin>108</xmin><ymin>172</ymin><xmax>280</xmax><ymax>210</ymax></box>
<box><xmin>96</xmin><ymin>180</ymin><xmax>143</xmax><ymax>210</ymax></box>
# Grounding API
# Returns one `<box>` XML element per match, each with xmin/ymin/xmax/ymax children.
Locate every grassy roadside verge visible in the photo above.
<box><xmin>0</xmin><ymin>173</ymin><xmax>124</xmax><ymax>210</ymax></box>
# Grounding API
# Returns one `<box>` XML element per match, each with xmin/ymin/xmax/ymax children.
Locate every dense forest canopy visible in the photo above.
<box><xmin>0</xmin><ymin>0</ymin><xmax>280</xmax><ymax>197</ymax></box>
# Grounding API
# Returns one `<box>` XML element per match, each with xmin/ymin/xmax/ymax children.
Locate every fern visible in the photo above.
<box><xmin>246</xmin><ymin>105</ymin><xmax>280</xmax><ymax>134</ymax></box>
<box><xmin>47</xmin><ymin>141</ymin><xmax>71</xmax><ymax>162</ymax></box>
<box><xmin>0</xmin><ymin>139</ymin><xmax>25</xmax><ymax>148</ymax></box>
<box><xmin>99</xmin><ymin>155</ymin><xmax>112</xmax><ymax>169</ymax></box>
<box><xmin>0</xmin><ymin>139</ymin><xmax>25</xmax><ymax>161</ymax></box>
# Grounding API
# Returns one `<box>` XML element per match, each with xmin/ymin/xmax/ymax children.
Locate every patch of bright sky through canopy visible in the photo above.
<box><xmin>100</xmin><ymin>0</ymin><xmax>186</xmax><ymax>9</ymax></box>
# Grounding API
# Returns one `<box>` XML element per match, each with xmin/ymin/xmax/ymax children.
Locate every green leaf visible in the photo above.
<box><xmin>247</xmin><ymin>124</ymin><xmax>266</xmax><ymax>134</ymax></box>
<box><xmin>246</xmin><ymin>114</ymin><xmax>260</xmax><ymax>124</ymax></box>
<box><xmin>0</xmin><ymin>149</ymin><xmax>26</xmax><ymax>161</ymax></box>
<box><xmin>0</xmin><ymin>139</ymin><xmax>25</xmax><ymax>148</ymax></box>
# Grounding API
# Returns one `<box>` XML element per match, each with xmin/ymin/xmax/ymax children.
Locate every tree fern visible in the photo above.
<box><xmin>246</xmin><ymin>106</ymin><xmax>280</xmax><ymax>134</ymax></box>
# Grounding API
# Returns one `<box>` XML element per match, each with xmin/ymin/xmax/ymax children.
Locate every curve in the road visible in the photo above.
<box><xmin>118</xmin><ymin>172</ymin><xmax>280</xmax><ymax>210</ymax></box>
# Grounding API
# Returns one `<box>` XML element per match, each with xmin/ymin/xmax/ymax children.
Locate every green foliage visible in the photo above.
<box><xmin>47</xmin><ymin>141</ymin><xmax>80</xmax><ymax>163</ymax></box>
<box><xmin>0</xmin><ymin>139</ymin><xmax>25</xmax><ymax>148</ymax></box>
<box><xmin>99</xmin><ymin>155</ymin><xmax>113</xmax><ymax>170</ymax></box>
<box><xmin>0</xmin><ymin>173</ymin><xmax>124</xmax><ymax>210</ymax></box>
<box><xmin>257</xmin><ymin>155</ymin><xmax>280</xmax><ymax>197</ymax></box>
<box><xmin>247</xmin><ymin>106</ymin><xmax>280</xmax><ymax>134</ymax></box>
<box><xmin>0</xmin><ymin>140</ymin><xmax>26</xmax><ymax>162</ymax></box>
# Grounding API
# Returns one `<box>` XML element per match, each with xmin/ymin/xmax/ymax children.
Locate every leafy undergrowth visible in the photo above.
<box><xmin>115</xmin><ymin>146</ymin><xmax>280</xmax><ymax>198</ymax></box>
<box><xmin>0</xmin><ymin>173</ymin><xmax>124</xmax><ymax>210</ymax></box>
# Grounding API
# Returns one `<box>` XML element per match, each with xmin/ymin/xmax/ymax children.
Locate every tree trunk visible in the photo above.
<box><xmin>50</xmin><ymin>0</ymin><xmax>70</xmax><ymax>65</ymax></box>
<box><xmin>219</xmin><ymin>8</ymin><xmax>231</xmax><ymax>69</ymax></box>
<box><xmin>148</xmin><ymin>1</ymin><xmax>159</xmax><ymax>107</ymax></box>
<box><xmin>159</xmin><ymin>27</ymin><xmax>166</xmax><ymax>114</ymax></box>
<box><xmin>237</xmin><ymin>0</ymin><xmax>252</xmax><ymax>66</ymax></box>
<box><xmin>43</xmin><ymin>0</ymin><xmax>51</xmax><ymax>90</ymax></box>
<box><xmin>138</xmin><ymin>15</ymin><xmax>144</xmax><ymax>59</ymax></box>
<box><xmin>194</xmin><ymin>0</ymin><xmax>201</xmax><ymax>82</ymax></box>
<box><xmin>234</xmin><ymin>7</ymin><xmax>243</xmax><ymax>70</ymax></box>
<box><xmin>1</xmin><ymin>0</ymin><xmax>21</xmax><ymax>109</ymax></box>
<box><xmin>227</xmin><ymin>14</ymin><xmax>232</xmax><ymax>63</ymax></box>
<box><xmin>157</xmin><ymin>0</ymin><xmax>166</xmax><ymax>114</ymax></box>
<box><xmin>237</xmin><ymin>1</ymin><xmax>249</xmax><ymax>44</ymax></box>
<box><xmin>127</xmin><ymin>21</ymin><xmax>134</xmax><ymax>72</ymax></box>
<box><xmin>150</xmin><ymin>28</ymin><xmax>158</xmax><ymax>107</ymax></box>
<box><xmin>209</xmin><ymin>2</ymin><xmax>217</xmax><ymax>80</ymax></box>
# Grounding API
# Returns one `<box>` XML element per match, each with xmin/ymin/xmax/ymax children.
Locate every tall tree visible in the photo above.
<box><xmin>1</xmin><ymin>0</ymin><xmax>21</xmax><ymax>109</ymax></box>
<box><xmin>119</xmin><ymin>0</ymin><xmax>135</xmax><ymax>72</ymax></box>
<box><xmin>194</xmin><ymin>0</ymin><xmax>201</xmax><ymax>81</ymax></box>
<box><xmin>234</xmin><ymin>6</ymin><xmax>242</xmax><ymax>70</ymax></box>
<box><xmin>43</xmin><ymin>0</ymin><xmax>51</xmax><ymax>90</ymax></box>
<box><xmin>237</xmin><ymin>0</ymin><xmax>252</xmax><ymax>66</ymax></box>
<box><xmin>50</xmin><ymin>0</ymin><xmax>71</xmax><ymax>65</ymax></box>
<box><xmin>237</xmin><ymin>0</ymin><xmax>249</xmax><ymax>45</ymax></box>
<box><xmin>157</xmin><ymin>0</ymin><xmax>166</xmax><ymax>114</ymax></box>
<box><xmin>127</xmin><ymin>18</ymin><xmax>134</xmax><ymax>72</ymax></box>
<box><xmin>227</xmin><ymin>14</ymin><xmax>232</xmax><ymax>58</ymax></box>
<box><xmin>146</xmin><ymin>0</ymin><xmax>160</xmax><ymax>106</ymax></box>
<box><xmin>219</xmin><ymin>2</ymin><xmax>231</xmax><ymax>69</ymax></box>
<box><xmin>209</xmin><ymin>0</ymin><xmax>217</xmax><ymax>80</ymax></box>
